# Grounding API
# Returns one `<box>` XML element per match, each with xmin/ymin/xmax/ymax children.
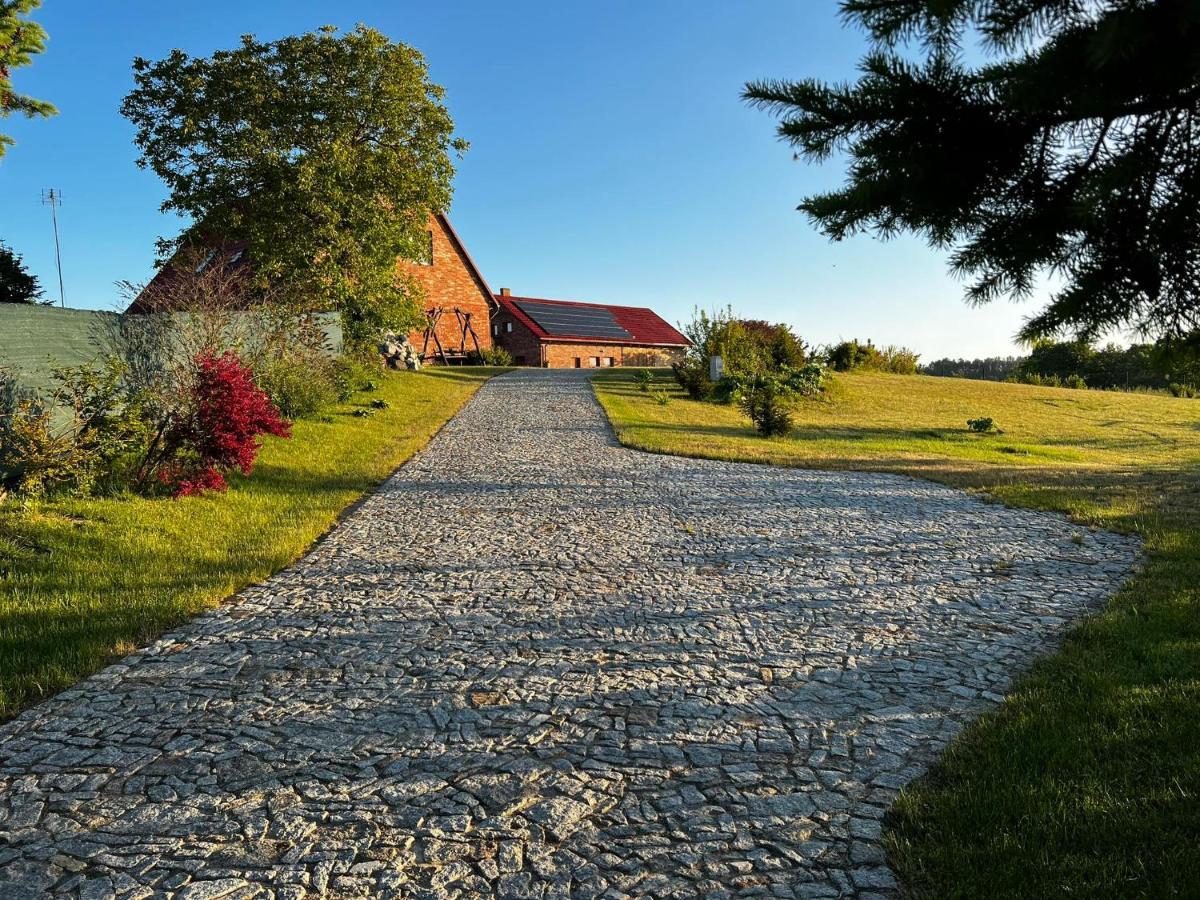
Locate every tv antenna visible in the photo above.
<box><xmin>41</xmin><ymin>188</ymin><xmax>65</xmax><ymax>307</ymax></box>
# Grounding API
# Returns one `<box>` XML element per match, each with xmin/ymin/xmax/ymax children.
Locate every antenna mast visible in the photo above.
<box><xmin>41</xmin><ymin>188</ymin><xmax>65</xmax><ymax>308</ymax></box>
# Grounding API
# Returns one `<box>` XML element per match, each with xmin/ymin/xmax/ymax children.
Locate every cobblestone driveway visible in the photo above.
<box><xmin>0</xmin><ymin>370</ymin><xmax>1138</xmax><ymax>898</ymax></box>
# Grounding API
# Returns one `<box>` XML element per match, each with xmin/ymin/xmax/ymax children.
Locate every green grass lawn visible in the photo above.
<box><xmin>0</xmin><ymin>367</ymin><xmax>501</xmax><ymax>722</ymax></box>
<box><xmin>595</xmin><ymin>369</ymin><xmax>1200</xmax><ymax>897</ymax></box>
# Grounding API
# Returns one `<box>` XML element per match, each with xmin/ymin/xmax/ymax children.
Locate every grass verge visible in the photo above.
<box><xmin>0</xmin><ymin>367</ymin><xmax>502</xmax><ymax>722</ymax></box>
<box><xmin>594</xmin><ymin>368</ymin><xmax>1200</xmax><ymax>897</ymax></box>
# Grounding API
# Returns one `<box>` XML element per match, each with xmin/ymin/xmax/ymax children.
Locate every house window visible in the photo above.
<box><xmin>574</xmin><ymin>358</ymin><xmax>582</xmax><ymax>368</ymax></box>
<box><xmin>492</xmin><ymin>324</ymin><xmax>499</xmax><ymax>337</ymax></box>
<box><xmin>194</xmin><ymin>249</ymin><xmax>217</xmax><ymax>273</ymax></box>
<box><xmin>600</xmin><ymin>357</ymin><xmax>614</xmax><ymax>367</ymax></box>
<box><xmin>589</xmin><ymin>356</ymin><xmax>600</xmax><ymax>367</ymax></box>
<box><xmin>505</xmin><ymin>322</ymin><xmax>513</xmax><ymax>333</ymax></box>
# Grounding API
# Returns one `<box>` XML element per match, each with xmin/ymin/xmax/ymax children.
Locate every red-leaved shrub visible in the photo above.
<box><xmin>160</xmin><ymin>351</ymin><xmax>291</xmax><ymax>497</ymax></box>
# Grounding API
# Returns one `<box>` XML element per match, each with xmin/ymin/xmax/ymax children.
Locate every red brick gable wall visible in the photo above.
<box><xmin>491</xmin><ymin>306</ymin><xmax>543</xmax><ymax>366</ymax></box>
<box><xmin>396</xmin><ymin>213</ymin><xmax>495</xmax><ymax>356</ymax></box>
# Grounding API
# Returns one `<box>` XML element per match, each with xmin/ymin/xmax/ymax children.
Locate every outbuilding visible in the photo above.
<box><xmin>491</xmin><ymin>289</ymin><xmax>689</xmax><ymax>368</ymax></box>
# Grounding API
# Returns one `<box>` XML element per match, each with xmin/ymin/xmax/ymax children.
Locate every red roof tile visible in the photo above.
<box><xmin>496</xmin><ymin>294</ymin><xmax>690</xmax><ymax>347</ymax></box>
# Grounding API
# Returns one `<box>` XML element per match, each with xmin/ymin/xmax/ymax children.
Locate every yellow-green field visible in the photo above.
<box><xmin>595</xmin><ymin>369</ymin><xmax>1200</xmax><ymax>897</ymax></box>
<box><xmin>0</xmin><ymin>368</ymin><xmax>500</xmax><ymax>722</ymax></box>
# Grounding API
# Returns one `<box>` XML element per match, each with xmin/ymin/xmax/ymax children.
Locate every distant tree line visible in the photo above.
<box><xmin>923</xmin><ymin>356</ymin><xmax>1024</xmax><ymax>382</ymax></box>
<box><xmin>925</xmin><ymin>339</ymin><xmax>1200</xmax><ymax>396</ymax></box>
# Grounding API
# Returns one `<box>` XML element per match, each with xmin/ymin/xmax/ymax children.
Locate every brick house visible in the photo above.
<box><xmin>394</xmin><ymin>212</ymin><xmax>497</xmax><ymax>358</ymax></box>
<box><xmin>127</xmin><ymin>212</ymin><xmax>497</xmax><ymax>359</ymax></box>
<box><xmin>491</xmin><ymin>290</ymin><xmax>689</xmax><ymax>368</ymax></box>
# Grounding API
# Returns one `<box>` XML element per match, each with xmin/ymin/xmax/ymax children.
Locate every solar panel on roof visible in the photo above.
<box><xmin>514</xmin><ymin>300</ymin><xmax>633</xmax><ymax>340</ymax></box>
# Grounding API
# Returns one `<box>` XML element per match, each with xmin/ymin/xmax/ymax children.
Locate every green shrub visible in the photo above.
<box><xmin>0</xmin><ymin>361</ymin><xmax>150</xmax><ymax>499</ymax></box>
<box><xmin>738</xmin><ymin>374</ymin><xmax>794</xmax><ymax>437</ymax></box>
<box><xmin>256</xmin><ymin>355</ymin><xmax>337</xmax><ymax>419</ymax></box>
<box><xmin>634</xmin><ymin>368</ymin><xmax>654</xmax><ymax>392</ymax></box>
<box><xmin>1168</xmin><ymin>382</ymin><xmax>1198</xmax><ymax>398</ymax></box>
<box><xmin>967</xmin><ymin>417</ymin><xmax>997</xmax><ymax>433</ymax></box>
<box><xmin>879</xmin><ymin>345</ymin><xmax>920</xmax><ymax>374</ymax></box>
<box><xmin>828</xmin><ymin>339</ymin><xmax>881</xmax><ymax>372</ymax></box>
<box><xmin>671</xmin><ymin>358</ymin><xmax>714</xmax><ymax>401</ymax></box>
<box><xmin>828</xmin><ymin>339</ymin><xmax>919</xmax><ymax>374</ymax></box>
<box><xmin>674</xmin><ymin>308</ymin><xmax>814</xmax><ymax>398</ymax></box>
<box><xmin>369</xmin><ymin>398</ymin><xmax>390</xmax><ymax>409</ymax></box>
<box><xmin>678</xmin><ymin>306</ymin><xmax>735</xmax><ymax>362</ymax></box>
<box><xmin>712</xmin><ymin>374</ymin><xmax>744</xmax><ymax>404</ymax></box>
<box><xmin>331</xmin><ymin>357</ymin><xmax>377</xmax><ymax>402</ymax></box>
<box><xmin>651</xmin><ymin>389</ymin><xmax>671</xmax><ymax>406</ymax></box>
<box><xmin>0</xmin><ymin>396</ymin><xmax>79</xmax><ymax>498</ymax></box>
<box><xmin>1064</xmin><ymin>373</ymin><xmax>1088</xmax><ymax>389</ymax></box>
<box><xmin>782</xmin><ymin>361</ymin><xmax>831</xmax><ymax>397</ymax></box>
<box><xmin>717</xmin><ymin>321</ymin><xmax>771</xmax><ymax>377</ymax></box>
<box><xmin>769</xmin><ymin>327</ymin><xmax>809</xmax><ymax>370</ymax></box>
<box><xmin>469</xmin><ymin>346</ymin><xmax>514</xmax><ymax>366</ymax></box>
<box><xmin>1011</xmin><ymin>371</ymin><xmax>1064</xmax><ymax>387</ymax></box>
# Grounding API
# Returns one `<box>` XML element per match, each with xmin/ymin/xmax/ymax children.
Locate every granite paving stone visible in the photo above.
<box><xmin>0</xmin><ymin>369</ymin><xmax>1138</xmax><ymax>897</ymax></box>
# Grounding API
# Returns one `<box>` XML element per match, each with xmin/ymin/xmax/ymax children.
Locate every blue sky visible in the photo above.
<box><xmin>1</xmin><ymin>0</ymin><xmax>1043</xmax><ymax>360</ymax></box>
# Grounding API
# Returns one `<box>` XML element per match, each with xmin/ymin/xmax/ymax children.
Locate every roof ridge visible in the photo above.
<box><xmin>495</xmin><ymin>293</ymin><xmax>657</xmax><ymax>312</ymax></box>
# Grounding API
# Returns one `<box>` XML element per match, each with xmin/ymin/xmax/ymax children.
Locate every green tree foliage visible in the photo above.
<box><xmin>827</xmin><ymin>339</ymin><xmax>880</xmax><ymax>373</ymax></box>
<box><xmin>0</xmin><ymin>241</ymin><xmax>44</xmax><ymax>304</ymax></box>
<box><xmin>121</xmin><ymin>25</ymin><xmax>467</xmax><ymax>348</ymax></box>
<box><xmin>672</xmin><ymin>306</ymin><xmax>733</xmax><ymax>400</ymax></box>
<box><xmin>673</xmin><ymin>307</ymin><xmax>817</xmax><ymax>401</ymax></box>
<box><xmin>745</xmin><ymin>1</ymin><xmax>1200</xmax><ymax>342</ymax></box>
<box><xmin>923</xmin><ymin>356</ymin><xmax>1023</xmax><ymax>381</ymax></box>
<box><xmin>0</xmin><ymin>0</ymin><xmax>55</xmax><ymax>159</ymax></box>
<box><xmin>1021</xmin><ymin>339</ymin><xmax>1096</xmax><ymax>382</ymax></box>
<box><xmin>738</xmin><ymin>374</ymin><xmax>794</xmax><ymax>437</ymax></box>
<box><xmin>931</xmin><ymin>337</ymin><xmax>1200</xmax><ymax>391</ymax></box>
<box><xmin>1015</xmin><ymin>337</ymin><xmax>1200</xmax><ymax>391</ymax></box>
<box><xmin>827</xmin><ymin>338</ymin><xmax>919</xmax><ymax>374</ymax></box>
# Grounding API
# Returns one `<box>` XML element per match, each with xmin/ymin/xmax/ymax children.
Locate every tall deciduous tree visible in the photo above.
<box><xmin>0</xmin><ymin>241</ymin><xmax>44</xmax><ymax>303</ymax></box>
<box><xmin>121</xmin><ymin>25</ymin><xmax>467</xmax><ymax>347</ymax></box>
<box><xmin>745</xmin><ymin>0</ymin><xmax>1200</xmax><ymax>343</ymax></box>
<box><xmin>0</xmin><ymin>0</ymin><xmax>55</xmax><ymax>159</ymax></box>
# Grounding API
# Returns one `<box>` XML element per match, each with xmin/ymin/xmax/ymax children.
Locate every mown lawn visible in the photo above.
<box><xmin>595</xmin><ymin>369</ymin><xmax>1200</xmax><ymax>897</ymax></box>
<box><xmin>0</xmin><ymin>367</ymin><xmax>501</xmax><ymax>722</ymax></box>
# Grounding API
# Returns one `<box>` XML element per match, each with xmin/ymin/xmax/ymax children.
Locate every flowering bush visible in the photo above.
<box><xmin>157</xmin><ymin>351</ymin><xmax>291</xmax><ymax>497</ymax></box>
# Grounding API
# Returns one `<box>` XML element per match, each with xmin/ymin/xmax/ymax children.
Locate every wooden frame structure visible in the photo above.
<box><xmin>420</xmin><ymin>306</ymin><xmax>483</xmax><ymax>365</ymax></box>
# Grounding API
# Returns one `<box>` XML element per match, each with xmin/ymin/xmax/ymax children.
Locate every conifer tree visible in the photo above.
<box><xmin>0</xmin><ymin>0</ymin><xmax>55</xmax><ymax>159</ymax></box>
<box><xmin>0</xmin><ymin>241</ymin><xmax>44</xmax><ymax>304</ymax></box>
<box><xmin>745</xmin><ymin>0</ymin><xmax>1200</xmax><ymax>342</ymax></box>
